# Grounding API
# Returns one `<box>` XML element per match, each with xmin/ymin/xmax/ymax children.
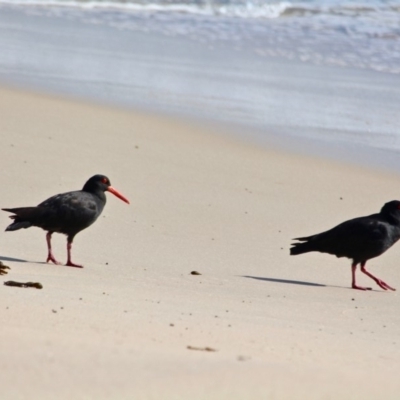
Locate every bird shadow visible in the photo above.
<box><xmin>0</xmin><ymin>255</ymin><xmax>78</xmax><ymax>267</ymax></box>
<box><xmin>243</xmin><ymin>275</ymin><xmax>327</xmax><ymax>287</ymax></box>
<box><xmin>0</xmin><ymin>255</ymin><xmax>28</xmax><ymax>263</ymax></box>
<box><xmin>242</xmin><ymin>275</ymin><xmax>384</xmax><ymax>292</ymax></box>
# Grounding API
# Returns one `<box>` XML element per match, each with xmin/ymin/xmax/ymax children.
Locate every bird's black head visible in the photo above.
<box><xmin>380</xmin><ymin>200</ymin><xmax>400</xmax><ymax>220</ymax></box>
<box><xmin>83</xmin><ymin>175</ymin><xmax>130</xmax><ymax>204</ymax></box>
<box><xmin>83</xmin><ymin>174</ymin><xmax>111</xmax><ymax>192</ymax></box>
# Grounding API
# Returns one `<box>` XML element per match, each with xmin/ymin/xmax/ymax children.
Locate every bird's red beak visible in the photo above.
<box><xmin>107</xmin><ymin>186</ymin><xmax>130</xmax><ymax>204</ymax></box>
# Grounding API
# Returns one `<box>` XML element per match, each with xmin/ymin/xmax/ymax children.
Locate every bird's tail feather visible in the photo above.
<box><xmin>5</xmin><ymin>221</ymin><xmax>32</xmax><ymax>231</ymax></box>
<box><xmin>290</xmin><ymin>235</ymin><xmax>318</xmax><ymax>256</ymax></box>
<box><xmin>292</xmin><ymin>235</ymin><xmax>314</xmax><ymax>242</ymax></box>
<box><xmin>2</xmin><ymin>207</ymin><xmax>42</xmax><ymax>231</ymax></box>
<box><xmin>290</xmin><ymin>242</ymin><xmax>313</xmax><ymax>255</ymax></box>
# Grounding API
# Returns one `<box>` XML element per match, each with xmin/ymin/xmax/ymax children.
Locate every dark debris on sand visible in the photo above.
<box><xmin>4</xmin><ymin>281</ymin><xmax>43</xmax><ymax>289</ymax></box>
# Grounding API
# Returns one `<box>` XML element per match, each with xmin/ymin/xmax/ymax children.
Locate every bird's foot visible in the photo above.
<box><xmin>0</xmin><ymin>262</ymin><xmax>10</xmax><ymax>275</ymax></box>
<box><xmin>375</xmin><ymin>279</ymin><xmax>396</xmax><ymax>291</ymax></box>
<box><xmin>65</xmin><ymin>260</ymin><xmax>83</xmax><ymax>268</ymax></box>
<box><xmin>46</xmin><ymin>254</ymin><xmax>61</xmax><ymax>265</ymax></box>
<box><xmin>352</xmin><ymin>284</ymin><xmax>372</xmax><ymax>291</ymax></box>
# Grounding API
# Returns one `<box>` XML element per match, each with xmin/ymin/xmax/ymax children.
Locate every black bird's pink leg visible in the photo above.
<box><xmin>351</xmin><ymin>262</ymin><xmax>372</xmax><ymax>291</ymax></box>
<box><xmin>360</xmin><ymin>262</ymin><xmax>396</xmax><ymax>291</ymax></box>
<box><xmin>65</xmin><ymin>238</ymin><xmax>83</xmax><ymax>268</ymax></box>
<box><xmin>46</xmin><ymin>232</ymin><xmax>61</xmax><ymax>265</ymax></box>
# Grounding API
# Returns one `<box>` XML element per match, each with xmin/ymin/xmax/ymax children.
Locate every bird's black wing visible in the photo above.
<box><xmin>300</xmin><ymin>214</ymin><xmax>390</xmax><ymax>260</ymax></box>
<box><xmin>37</xmin><ymin>190</ymin><xmax>100</xmax><ymax>233</ymax></box>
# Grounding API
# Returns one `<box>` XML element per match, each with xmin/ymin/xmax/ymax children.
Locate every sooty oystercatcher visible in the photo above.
<box><xmin>290</xmin><ymin>201</ymin><xmax>400</xmax><ymax>291</ymax></box>
<box><xmin>2</xmin><ymin>174</ymin><xmax>129</xmax><ymax>268</ymax></box>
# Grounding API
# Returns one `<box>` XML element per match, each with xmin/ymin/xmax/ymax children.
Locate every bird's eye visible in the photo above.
<box><xmin>102</xmin><ymin>177</ymin><xmax>108</xmax><ymax>184</ymax></box>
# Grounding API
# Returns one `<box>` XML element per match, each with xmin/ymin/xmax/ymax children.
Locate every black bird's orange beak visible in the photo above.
<box><xmin>107</xmin><ymin>186</ymin><xmax>130</xmax><ymax>204</ymax></box>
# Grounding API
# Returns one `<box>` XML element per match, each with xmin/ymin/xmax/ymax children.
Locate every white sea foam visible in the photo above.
<box><xmin>3</xmin><ymin>0</ymin><xmax>388</xmax><ymax>20</ymax></box>
<box><xmin>1</xmin><ymin>0</ymin><xmax>399</xmax><ymax>74</ymax></box>
<box><xmin>0</xmin><ymin>0</ymin><xmax>398</xmax><ymax>23</ymax></box>
<box><xmin>0</xmin><ymin>0</ymin><xmax>293</xmax><ymax>18</ymax></box>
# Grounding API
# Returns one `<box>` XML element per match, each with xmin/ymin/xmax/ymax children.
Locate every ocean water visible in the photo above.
<box><xmin>0</xmin><ymin>1</ymin><xmax>399</xmax><ymax>167</ymax></box>
<box><xmin>1</xmin><ymin>0</ymin><xmax>400</xmax><ymax>74</ymax></box>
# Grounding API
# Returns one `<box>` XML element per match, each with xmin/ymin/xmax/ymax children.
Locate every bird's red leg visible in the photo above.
<box><xmin>360</xmin><ymin>262</ymin><xmax>395</xmax><ymax>291</ymax></box>
<box><xmin>351</xmin><ymin>262</ymin><xmax>372</xmax><ymax>290</ymax></box>
<box><xmin>46</xmin><ymin>232</ymin><xmax>61</xmax><ymax>265</ymax></box>
<box><xmin>65</xmin><ymin>239</ymin><xmax>83</xmax><ymax>268</ymax></box>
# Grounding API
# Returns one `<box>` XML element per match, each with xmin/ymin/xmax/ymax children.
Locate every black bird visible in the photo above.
<box><xmin>3</xmin><ymin>175</ymin><xmax>129</xmax><ymax>268</ymax></box>
<box><xmin>290</xmin><ymin>201</ymin><xmax>400</xmax><ymax>291</ymax></box>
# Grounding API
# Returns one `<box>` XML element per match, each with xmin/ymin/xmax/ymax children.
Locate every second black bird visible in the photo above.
<box><xmin>290</xmin><ymin>201</ymin><xmax>400</xmax><ymax>291</ymax></box>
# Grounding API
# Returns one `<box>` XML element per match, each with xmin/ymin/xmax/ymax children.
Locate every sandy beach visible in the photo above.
<box><xmin>1</xmin><ymin>86</ymin><xmax>400</xmax><ymax>399</ymax></box>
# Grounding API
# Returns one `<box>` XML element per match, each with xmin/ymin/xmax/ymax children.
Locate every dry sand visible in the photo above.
<box><xmin>1</xmin><ymin>87</ymin><xmax>400</xmax><ymax>399</ymax></box>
